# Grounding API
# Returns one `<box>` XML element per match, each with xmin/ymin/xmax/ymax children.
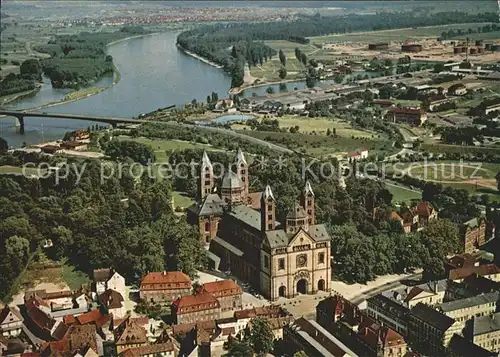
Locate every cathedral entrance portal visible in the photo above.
<box><xmin>296</xmin><ymin>279</ymin><xmax>308</xmax><ymax>294</ymax></box>
<box><xmin>278</xmin><ymin>286</ymin><xmax>286</xmax><ymax>297</ymax></box>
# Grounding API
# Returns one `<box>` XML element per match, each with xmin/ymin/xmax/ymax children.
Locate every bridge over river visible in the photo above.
<box><xmin>0</xmin><ymin>110</ymin><xmax>293</xmax><ymax>154</ymax></box>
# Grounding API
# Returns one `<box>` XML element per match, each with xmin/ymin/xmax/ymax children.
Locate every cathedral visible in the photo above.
<box><xmin>187</xmin><ymin>150</ymin><xmax>331</xmax><ymax>301</ymax></box>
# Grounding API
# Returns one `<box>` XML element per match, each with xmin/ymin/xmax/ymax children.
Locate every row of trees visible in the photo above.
<box><xmin>439</xmin><ymin>23</ymin><xmax>500</xmax><ymax>40</ymax></box>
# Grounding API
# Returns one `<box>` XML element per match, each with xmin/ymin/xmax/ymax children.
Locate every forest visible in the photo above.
<box><xmin>35</xmin><ymin>26</ymin><xmax>148</xmax><ymax>88</ymax></box>
<box><xmin>0</xmin><ymin>149</ymin><xmax>206</xmax><ymax>300</ymax></box>
<box><xmin>177</xmin><ymin>10</ymin><xmax>496</xmax><ymax>86</ymax></box>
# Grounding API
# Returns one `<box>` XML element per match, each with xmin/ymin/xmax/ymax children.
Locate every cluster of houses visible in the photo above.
<box><xmin>375</xmin><ymin>201</ymin><xmax>491</xmax><ymax>254</ymax></box>
<box><xmin>41</xmin><ymin>130</ymin><xmax>90</xmax><ymax>155</ymax></box>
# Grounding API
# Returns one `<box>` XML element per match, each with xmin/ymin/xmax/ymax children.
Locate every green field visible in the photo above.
<box><xmin>172</xmin><ymin>191</ymin><xmax>194</xmax><ymax>210</ymax></box>
<box><xmin>238</xmin><ymin>130</ymin><xmax>392</xmax><ymax>157</ymax></box>
<box><xmin>249</xmin><ymin>57</ymin><xmax>306</xmax><ymax>82</ymax></box>
<box><xmin>234</xmin><ymin>116</ymin><xmax>376</xmax><ymax>138</ymax></box>
<box><xmin>116</xmin><ymin>136</ymin><xmax>219</xmax><ymax>162</ymax></box>
<box><xmin>386</xmin><ymin>184</ymin><xmax>421</xmax><ymax>203</ymax></box>
<box><xmin>422</xmin><ymin>143</ymin><xmax>500</xmax><ymax>155</ymax></box>
<box><xmin>407</xmin><ymin>163</ymin><xmax>493</xmax><ymax>182</ymax></box>
<box><xmin>309</xmin><ymin>23</ymin><xmax>494</xmax><ymax>44</ymax></box>
<box><xmin>0</xmin><ymin>165</ymin><xmax>43</xmax><ymax>177</ymax></box>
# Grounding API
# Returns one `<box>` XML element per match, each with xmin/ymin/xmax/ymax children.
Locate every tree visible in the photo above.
<box><xmin>266</xmin><ymin>87</ymin><xmax>274</xmax><ymax>94</ymax></box>
<box><xmin>433</xmin><ymin>63</ymin><xmax>445</xmax><ymax>73</ymax></box>
<box><xmin>20</xmin><ymin>59</ymin><xmax>42</xmax><ymax>80</ymax></box>
<box><xmin>278</xmin><ymin>49</ymin><xmax>286</xmax><ymax>66</ymax></box>
<box><xmin>301</xmin><ymin>52</ymin><xmax>307</xmax><ymax>66</ymax></box>
<box><xmin>278</xmin><ymin>66</ymin><xmax>287</xmax><ymax>79</ymax></box>
<box><xmin>496</xmin><ymin>172</ymin><xmax>500</xmax><ymax>191</ymax></box>
<box><xmin>206</xmin><ymin>95</ymin><xmax>211</xmax><ymax>104</ymax></box>
<box><xmin>0</xmin><ymin>137</ymin><xmax>8</xmax><ymax>153</ymax></box>
<box><xmin>247</xmin><ymin>318</ymin><xmax>274</xmax><ymax>356</ymax></box>
<box><xmin>227</xmin><ymin>341</ymin><xmax>253</xmax><ymax>357</ymax></box>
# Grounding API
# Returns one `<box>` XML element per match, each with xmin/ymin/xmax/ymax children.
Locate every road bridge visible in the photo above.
<box><xmin>0</xmin><ymin>110</ymin><xmax>293</xmax><ymax>154</ymax></box>
<box><xmin>0</xmin><ymin>110</ymin><xmax>145</xmax><ymax>134</ymax></box>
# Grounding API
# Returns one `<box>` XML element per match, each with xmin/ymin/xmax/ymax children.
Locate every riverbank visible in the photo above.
<box><xmin>0</xmin><ymin>86</ymin><xmax>41</xmax><ymax>106</ymax></box>
<box><xmin>0</xmin><ymin>33</ymin><xmax>139</xmax><ymax>112</ymax></box>
<box><xmin>176</xmin><ymin>44</ymin><xmax>223</xmax><ymax>69</ymax></box>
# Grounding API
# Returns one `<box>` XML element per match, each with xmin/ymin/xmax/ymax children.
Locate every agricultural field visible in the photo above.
<box><xmin>421</xmin><ymin>143</ymin><xmax>500</xmax><ymax>156</ymax></box>
<box><xmin>308</xmin><ymin>23</ymin><xmax>495</xmax><ymax>44</ymax></box>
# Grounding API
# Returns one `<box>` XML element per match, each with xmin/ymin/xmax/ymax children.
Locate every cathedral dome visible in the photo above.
<box><xmin>221</xmin><ymin>171</ymin><xmax>244</xmax><ymax>190</ymax></box>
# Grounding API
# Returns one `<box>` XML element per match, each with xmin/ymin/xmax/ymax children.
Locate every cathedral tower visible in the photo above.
<box><xmin>261</xmin><ymin>185</ymin><xmax>276</xmax><ymax>232</ymax></box>
<box><xmin>235</xmin><ymin>148</ymin><xmax>249</xmax><ymax>198</ymax></box>
<box><xmin>301</xmin><ymin>180</ymin><xmax>315</xmax><ymax>225</ymax></box>
<box><xmin>200</xmin><ymin>151</ymin><xmax>214</xmax><ymax>199</ymax></box>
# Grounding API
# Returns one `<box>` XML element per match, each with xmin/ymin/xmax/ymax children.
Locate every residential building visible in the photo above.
<box><xmin>0</xmin><ymin>306</ymin><xmax>23</xmax><ymax>337</ymax></box>
<box><xmin>485</xmin><ymin>103</ymin><xmax>500</xmax><ymax>115</ymax></box>
<box><xmin>448</xmin><ymin>83</ymin><xmax>468</xmax><ymax>96</ymax></box>
<box><xmin>316</xmin><ymin>295</ymin><xmax>361</xmax><ymax>334</ymax></box>
<box><xmin>415</xmin><ymin>201</ymin><xmax>438</xmax><ymax>227</ymax></box>
<box><xmin>460</xmin><ymin>218</ymin><xmax>486</xmax><ymax>253</ymax></box>
<box><xmin>98</xmin><ymin>289</ymin><xmax>126</xmax><ymax>318</ymax></box>
<box><xmin>119</xmin><ymin>342</ymin><xmax>177</xmax><ymax>357</ymax></box>
<box><xmin>449</xmin><ymin>263</ymin><xmax>500</xmax><ymax>282</ymax></box>
<box><xmin>465</xmin><ymin>311</ymin><xmax>500</xmax><ymax>353</ymax></box>
<box><xmin>196</xmin><ymin>280</ymin><xmax>242</xmax><ymax>312</ymax></box>
<box><xmin>114</xmin><ymin>317</ymin><xmax>148</xmax><ymax>354</ymax></box>
<box><xmin>346</xmin><ymin>147</ymin><xmax>368</xmax><ymax>161</ymax></box>
<box><xmin>366</xmin><ymin>294</ymin><xmax>410</xmax><ymax>336</ymax></box>
<box><xmin>24</xmin><ymin>290</ymin><xmax>89</xmax><ymax>320</ymax></box>
<box><xmin>445</xmin><ymin>252</ymin><xmax>480</xmax><ymax>272</ymax></box>
<box><xmin>233</xmin><ymin>305</ymin><xmax>293</xmax><ymax>338</ymax></box>
<box><xmin>385</xmin><ymin>107</ymin><xmax>427</xmax><ymax>126</ymax></box>
<box><xmin>190</xmin><ymin>151</ymin><xmax>331</xmax><ymax>301</ymax></box>
<box><xmin>284</xmin><ymin>317</ymin><xmax>359</xmax><ymax>357</ymax></box>
<box><xmin>40</xmin><ymin>324</ymin><xmax>103</xmax><ymax>357</ymax></box>
<box><xmin>408</xmin><ymin>303</ymin><xmax>461</xmax><ymax>355</ymax></box>
<box><xmin>437</xmin><ymin>291</ymin><xmax>499</xmax><ymax>325</ymax></box>
<box><xmin>93</xmin><ymin>269</ymin><xmax>126</xmax><ymax>296</ymax></box>
<box><xmin>172</xmin><ymin>292</ymin><xmax>220</xmax><ymax>325</ymax></box>
<box><xmin>357</xmin><ymin>317</ymin><xmax>408</xmax><ymax>357</ymax></box>
<box><xmin>448</xmin><ymin>334</ymin><xmax>496</xmax><ymax>357</ymax></box>
<box><xmin>139</xmin><ymin>271</ymin><xmax>192</xmax><ymax>304</ymax></box>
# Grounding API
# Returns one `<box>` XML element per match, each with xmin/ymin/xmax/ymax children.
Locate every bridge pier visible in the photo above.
<box><xmin>14</xmin><ymin>115</ymin><xmax>25</xmax><ymax>135</ymax></box>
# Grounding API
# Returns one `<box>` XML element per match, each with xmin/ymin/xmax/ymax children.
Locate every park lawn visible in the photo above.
<box><xmin>264</xmin><ymin>40</ymin><xmax>318</xmax><ymax>56</ymax></box>
<box><xmin>249</xmin><ymin>57</ymin><xmax>306</xmax><ymax>82</ymax></box>
<box><xmin>276</xmin><ymin>116</ymin><xmax>376</xmax><ymax>138</ymax></box>
<box><xmin>238</xmin><ymin>130</ymin><xmax>392</xmax><ymax>157</ymax></box>
<box><xmin>115</xmin><ymin>136</ymin><xmax>217</xmax><ymax>162</ymax></box>
<box><xmin>386</xmin><ymin>184</ymin><xmax>421</xmax><ymax>203</ymax></box>
<box><xmin>308</xmin><ymin>23</ymin><xmax>493</xmax><ymax>44</ymax></box>
<box><xmin>172</xmin><ymin>191</ymin><xmax>194</xmax><ymax>210</ymax></box>
<box><xmin>61</xmin><ymin>261</ymin><xmax>91</xmax><ymax>290</ymax></box>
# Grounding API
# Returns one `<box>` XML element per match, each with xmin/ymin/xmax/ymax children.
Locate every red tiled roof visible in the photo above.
<box><xmin>234</xmin><ymin>305</ymin><xmax>289</xmax><ymax>319</ymax></box>
<box><xmin>140</xmin><ymin>271</ymin><xmax>191</xmax><ymax>288</ymax></box>
<box><xmin>449</xmin><ymin>264</ymin><xmax>500</xmax><ymax>281</ymax></box>
<box><xmin>26</xmin><ymin>298</ymin><xmax>56</xmax><ymax>332</ymax></box>
<box><xmin>404</xmin><ymin>287</ymin><xmax>424</xmax><ymax>302</ymax></box>
<box><xmin>114</xmin><ymin>317</ymin><xmax>147</xmax><ymax>346</ymax></box>
<box><xmin>174</xmin><ymin>293</ymin><xmax>219</xmax><ymax>314</ymax></box>
<box><xmin>358</xmin><ymin>316</ymin><xmax>406</xmax><ymax>348</ymax></box>
<box><xmin>172</xmin><ymin>320</ymin><xmax>217</xmax><ymax>337</ymax></box>
<box><xmin>416</xmin><ymin>201</ymin><xmax>435</xmax><ymax>217</ymax></box>
<box><xmin>118</xmin><ymin>343</ymin><xmax>175</xmax><ymax>357</ymax></box>
<box><xmin>112</xmin><ymin>317</ymin><xmax>148</xmax><ymax>330</ymax></box>
<box><xmin>63</xmin><ymin>315</ymin><xmax>76</xmax><ymax>326</ymax></box>
<box><xmin>75</xmin><ymin>308</ymin><xmax>109</xmax><ymax>327</ymax></box>
<box><xmin>99</xmin><ymin>289</ymin><xmax>124</xmax><ymax>309</ymax></box>
<box><xmin>198</xmin><ymin>280</ymin><xmax>242</xmax><ymax>297</ymax></box>
<box><xmin>445</xmin><ymin>253</ymin><xmax>477</xmax><ymax>269</ymax></box>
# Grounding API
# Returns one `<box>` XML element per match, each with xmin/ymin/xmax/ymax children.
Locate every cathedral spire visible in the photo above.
<box><xmin>263</xmin><ymin>185</ymin><xmax>275</xmax><ymax>201</ymax></box>
<box><xmin>202</xmin><ymin>150</ymin><xmax>212</xmax><ymax>169</ymax></box>
<box><xmin>236</xmin><ymin>148</ymin><xmax>247</xmax><ymax>165</ymax></box>
<box><xmin>304</xmin><ymin>180</ymin><xmax>315</xmax><ymax>197</ymax></box>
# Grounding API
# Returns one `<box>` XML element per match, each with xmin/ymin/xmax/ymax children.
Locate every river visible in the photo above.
<box><xmin>0</xmin><ymin>31</ymin><xmax>371</xmax><ymax>147</ymax></box>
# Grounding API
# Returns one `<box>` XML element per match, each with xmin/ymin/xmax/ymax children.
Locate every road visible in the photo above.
<box><xmin>350</xmin><ymin>272</ymin><xmax>421</xmax><ymax>305</ymax></box>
